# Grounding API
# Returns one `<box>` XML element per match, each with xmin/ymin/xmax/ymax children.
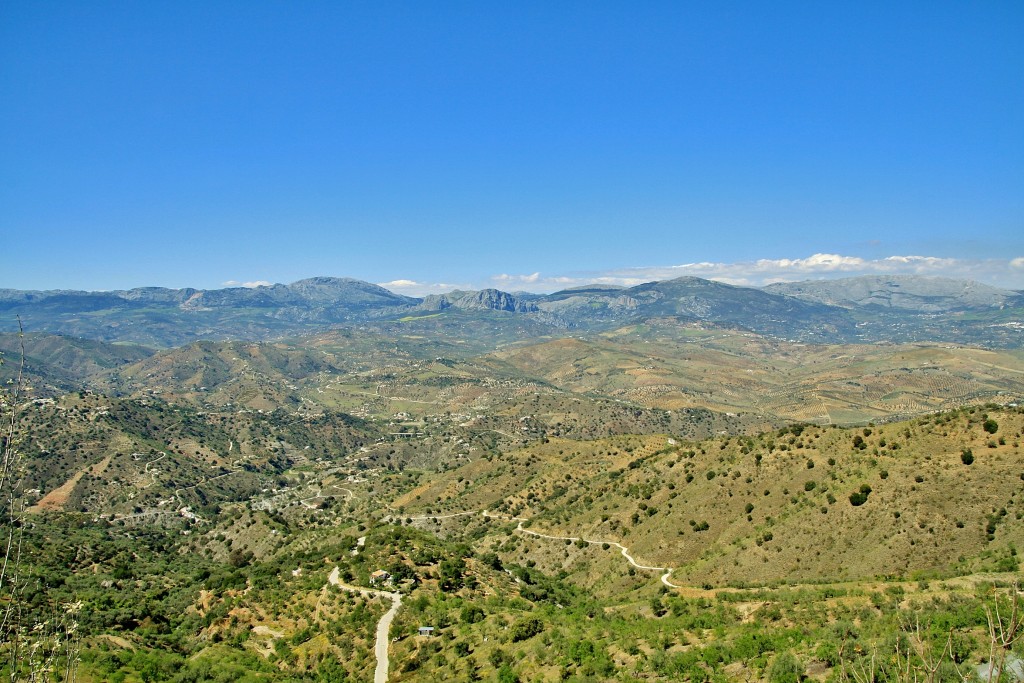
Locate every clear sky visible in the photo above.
<box><xmin>2</xmin><ymin>2</ymin><xmax>1022</xmax><ymax>294</ymax></box>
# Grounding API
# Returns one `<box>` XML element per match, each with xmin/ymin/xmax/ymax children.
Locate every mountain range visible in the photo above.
<box><xmin>2</xmin><ymin>274</ymin><xmax>1021</xmax><ymax>348</ymax></box>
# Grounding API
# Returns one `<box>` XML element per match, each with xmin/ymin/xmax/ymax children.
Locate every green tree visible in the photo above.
<box><xmin>438</xmin><ymin>557</ymin><xmax>465</xmax><ymax>592</ymax></box>
<box><xmin>497</xmin><ymin>663</ymin><xmax>519</xmax><ymax>683</ymax></box>
<box><xmin>509</xmin><ymin>616</ymin><xmax>544</xmax><ymax>642</ymax></box>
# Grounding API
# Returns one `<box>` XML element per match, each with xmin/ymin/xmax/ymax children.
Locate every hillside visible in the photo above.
<box><xmin>396</xmin><ymin>405</ymin><xmax>1024</xmax><ymax>588</ymax></box>
<box><xmin>10</xmin><ymin>400</ymin><xmax>1023</xmax><ymax>683</ymax></box>
<box><xmin>6</xmin><ymin>322</ymin><xmax>1023</xmax><ymax>429</ymax></box>
<box><xmin>0</xmin><ymin>332</ymin><xmax>154</xmax><ymax>396</ymax></box>
<box><xmin>14</xmin><ymin>393</ymin><xmax>381</xmax><ymax>517</ymax></box>
<box><xmin>489</xmin><ymin>323</ymin><xmax>1024</xmax><ymax>424</ymax></box>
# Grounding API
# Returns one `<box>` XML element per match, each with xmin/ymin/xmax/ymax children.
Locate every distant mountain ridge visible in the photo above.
<box><xmin>0</xmin><ymin>277</ymin><xmax>419</xmax><ymax>346</ymax></box>
<box><xmin>764</xmin><ymin>275</ymin><xmax>1021</xmax><ymax>312</ymax></box>
<box><xmin>0</xmin><ymin>277</ymin><xmax>416</xmax><ymax>310</ymax></box>
<box><xmin>1</xmin><ymin>274</ymin><xmax>1021</xmax><ymax>348</ymax></box>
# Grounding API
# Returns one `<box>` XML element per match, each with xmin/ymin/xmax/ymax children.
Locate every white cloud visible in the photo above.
<box><xmin>483</xmin><ymin>273</ymin><xmax>651</xmax><ymax>292</ymax></box>
<box><xmin>380</xmin><ymin>254</ymin><xmax>1024</xmax><ymax>298</ymax></box>
<box><xmin>602</xmin><ymin>254</ymin><xmax>1023</xmax><ymax>289</ymax></box>
<box><xmin>377</xmin><ymin>279</ymin><xmax>471</xmax><ymax>296</ymax></box>
<box><xmin>491</xmin><ymin>272</ymin><xmax>541</xmax><ymax>285</ymax></box>
<box><xmin>498</xmin><ymin>254</ymin><xmax>1024</xmax><ymax>293</ymax></box>
<box><xmin>766</xmin><ymin>253</ymin><xmax>866</xmax><ymax>270</ymax></box>
<box><xmin>222</xmin><ymin>280</ymin><xmax>272</xmax><ymax>288</ymax></box>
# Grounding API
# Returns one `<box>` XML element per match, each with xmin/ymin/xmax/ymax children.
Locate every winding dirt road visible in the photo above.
<box><xmin>318</xmin><ymin>506</ymin><xmax>697</xmax><ymax>680</ymax></box>
<box><xmin>481</xmin><ymin>511</ymin><xmax>682</xmax><ymax>588</ymax></box>
<box><xmin>412</xmin><ymin>509</ymin><xmax>684</xmax><ymax>588</ymax></box>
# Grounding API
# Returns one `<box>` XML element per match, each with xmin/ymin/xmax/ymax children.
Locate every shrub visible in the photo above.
<box><xmin>849</xmin><ymin>485</ymin><xmax>871</xmax><ymax>506</ymax></box>
<box><xmin>496</xmin><ymin>664</ymin><xmax>519</xmax><ymax>683</ymax></box>
<box><xmin>510</xmin><ymin>617</ymin><xmax>544</xmax><ymax>642</ymax></box>
<box><xmin>983</xmin><ymin>419</ymin><xmax>998</xmax><ymax>434</ymax></box>
<box><xmin>460</xmin><ymin>605</ymin><xmax>484</xmax><ymax>624</ymax></box>
<box><xmin>960</xmin><ymin>449</ymin><xmax>974</xmax><ymax>465</ymax></box>
<box><xmin>768</xmin><ymin>651</ymin><xmax>804</xmax><ymax>683</ymax></box>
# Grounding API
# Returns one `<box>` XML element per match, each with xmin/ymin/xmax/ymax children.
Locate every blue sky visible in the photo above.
<box><xmin>2</xmin><ymin>2</ymin><xmax>1022</xmax><ymax>294</ymax></box>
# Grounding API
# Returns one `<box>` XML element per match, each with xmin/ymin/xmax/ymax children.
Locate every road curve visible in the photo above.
<box><xmin>477</xmin><ymin>510</ymin><xmax>684</xmax><ymax>587</ymax></box>
<box><xmin>328</xmin><ymin>567</ymin><xmax>402</xmax><ymax>683</ymax></box>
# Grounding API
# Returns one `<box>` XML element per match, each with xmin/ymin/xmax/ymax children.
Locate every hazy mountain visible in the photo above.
<box><xmin>535</xmin><ymin>276</ymin><xmax>856</xmax><ymax>341</ymax></box>
<box><xmin>764</xmin><ymin>274</ymin><xmax>1021</xmax><ymax>312</ymax></box>
<box><xmin>0</xmin><ymin>277</ymin><xmax>420</xmax><ymax>346</ymax></box>
<box><xmin>2</xmin><ymin>274</ymin><xmax>1022</xmax><ymax>348</ymax></box>
<box><xmin>0</xmin><ymin>277</ymin><xmax>416</xmax><ymax>313</ymax></box>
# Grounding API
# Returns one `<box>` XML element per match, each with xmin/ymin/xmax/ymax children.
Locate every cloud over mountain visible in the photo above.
<box><xmin>222</xmin><ymin>280</ymin><xmax>273</xmax><ymax>288</ymax></box>
<box><xmin>458</xmin><ymin>254</ymin><xmax>1024</xmax><ymax>293</ymax></box>
<box><xmin>378</xmin><ymin>279</ymin><xmax>471</xmax><ymax>296</ymax></box>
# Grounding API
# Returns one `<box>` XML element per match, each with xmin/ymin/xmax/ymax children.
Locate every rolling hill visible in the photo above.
<box><xmin>4</xmin><ymin>272</ymin><xmax>1024</xmax><ymax>683</ymax></box>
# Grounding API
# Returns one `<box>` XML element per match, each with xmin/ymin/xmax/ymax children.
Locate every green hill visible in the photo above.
<box><xmin>396</xmin><ymin>405</ymin><xmax>1024</xmax><ymax>588</ymax></box>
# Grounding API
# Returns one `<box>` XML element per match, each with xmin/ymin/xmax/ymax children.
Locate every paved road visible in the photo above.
<box><xmin>328</xmin><ymin>566</ymin><xmax>402</xmax><ymax>683</ymax></box>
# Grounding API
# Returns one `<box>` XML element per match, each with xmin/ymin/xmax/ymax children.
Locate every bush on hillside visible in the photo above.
<box><xmin>849</xmin><ymin>484</ymin><xmax>872</xmax><ymax>506</ymax></box>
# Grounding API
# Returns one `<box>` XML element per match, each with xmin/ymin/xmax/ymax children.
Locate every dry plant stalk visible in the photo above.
<box><xmin>0</xmin><ymin>318</ymin><xmax>26</xmax><ymax>599</ymax></box>
<box><xmin>1</xmin><ymin>318</ymin><xmax>27</xmax><ymax>679</ymax></box>
<box><xmin>0</xmin><ymin>319</ymin><xmax>80</xmax><ymax>682</ymax></box>
<box><xmin>983</xmin><ymin>581</ymin><xmax>1022</xmax><ymax>683</ymax></box>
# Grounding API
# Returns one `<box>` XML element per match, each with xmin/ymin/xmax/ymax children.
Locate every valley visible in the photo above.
<box><xmin>2</xmin><ymin>274</ymin><xmax>1023</xmax><ymax>682</ymax></box>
